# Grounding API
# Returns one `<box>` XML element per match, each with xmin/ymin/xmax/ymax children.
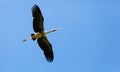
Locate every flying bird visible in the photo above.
<box><xmin>23</xmin><ymin>4</ymin><xmax>59</xmax><ymax>62</ymax></box>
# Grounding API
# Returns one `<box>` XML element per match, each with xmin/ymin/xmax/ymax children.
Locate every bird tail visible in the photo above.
<box><xmin>31</xmin><ymin>34</ymin><xmax>36</xmax><ymax>41</ymax></box>
<box><xmin>22</xmin><ymin>34</ymin><xmax>36</xmax><ymax>42</ymax></box>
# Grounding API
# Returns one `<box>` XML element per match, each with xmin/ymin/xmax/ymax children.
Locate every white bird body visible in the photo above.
<box><xmin>23</xmin><ymin>28</ymin><xmax>59</xmax><ymax>42</ymax></box>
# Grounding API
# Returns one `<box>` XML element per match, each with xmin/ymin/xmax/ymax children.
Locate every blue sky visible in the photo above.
<box><xmin>0</xmin><ymin>0</ymin><xmax>120</xmax><ymax>72</ymax></box>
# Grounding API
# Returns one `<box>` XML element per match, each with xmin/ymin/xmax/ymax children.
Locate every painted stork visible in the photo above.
<box><xmin>23</xmin><ymin>4</ymin><xmax>59</xmax><ymax>62</ymax></box>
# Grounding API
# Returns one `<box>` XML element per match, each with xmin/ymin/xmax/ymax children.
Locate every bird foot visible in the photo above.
<box><xmin>22</xmin><ymin>39</ymin><xmax>27</xmax><ymax>42</ymax></box>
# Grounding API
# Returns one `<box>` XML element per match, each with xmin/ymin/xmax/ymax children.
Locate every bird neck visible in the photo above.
<box><xmin>45</xmin><ymin>28</ymin><xmax>59</xmax><ymax>34</ymax></box>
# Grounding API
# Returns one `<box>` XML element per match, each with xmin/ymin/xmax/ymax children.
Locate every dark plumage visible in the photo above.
<box><xmin>32</xmin><ymin>4</ymin><xmax>44</xmax><ymax>33</ymax></box>
<box><xmin>37</xmin><ymin>37</ymin><xmax>54</xmax><ymax>62</ymax></box>
<box><xmin>32</xmin><ymin>5</ymin><xmax>54</xmax><ymax>62</ymax></box>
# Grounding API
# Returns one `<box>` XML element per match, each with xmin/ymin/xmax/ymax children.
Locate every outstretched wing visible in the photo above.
<box><xmin>37</xmin><ymin>36</ymin><xmax>54</xmax><ymax>62</ymax></box>
<box><xmin>32</xmin><ymin>5</ymin><xmax>44</xmax><ymax>33</ymax></box>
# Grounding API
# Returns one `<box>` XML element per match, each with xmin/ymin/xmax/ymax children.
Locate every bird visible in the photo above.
<box><xmin>23</xmin><ymin>4</ymin><xmax>59</xmax><ymax>62</ymax></box>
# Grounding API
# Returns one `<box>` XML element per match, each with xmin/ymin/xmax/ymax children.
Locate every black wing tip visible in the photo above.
<box><xmin>32</xmin><ymin>4</ymin><xmax>39</xmax><ymax>10</ymax></box>
<box><xmin>45</xmin><ymin>53</ymin><xmax>54</xmax><ymax>62</ymax></box>
<box><xmin>46</xmin><ymin>57</ymin><xmax>54</xmax><ymax>62</ymax></box>
<box><xmin>32</xmin><ymin>4</ymin><xmax>41</xmax><ymax>17</ymax></box>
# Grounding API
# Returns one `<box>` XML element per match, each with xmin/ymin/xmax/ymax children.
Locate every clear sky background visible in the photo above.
<box><xmin>0</xmin><ymin>0</ymin><xmax>120</xmax><ymax>72</ymax></box>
